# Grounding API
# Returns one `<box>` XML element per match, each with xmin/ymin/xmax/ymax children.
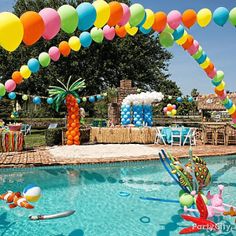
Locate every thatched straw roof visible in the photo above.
<box><xmin>197</xmin><ymin>93</ymin><xmax>236</xmax><ymax>111</ymax></box>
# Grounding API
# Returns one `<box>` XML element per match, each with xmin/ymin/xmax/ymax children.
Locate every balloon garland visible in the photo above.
<box><xmin>163</xmin><ymin>104</ymin><xmax>177</xmax><ymax>117</ymax></box>
<box><xmin>0</xmin><ymin>1</ymin><xmax>236</xmax><ymax>125</ymax></box>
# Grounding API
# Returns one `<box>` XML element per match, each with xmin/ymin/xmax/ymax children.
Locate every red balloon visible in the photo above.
<box><xmin>108</xmin><ymin>2</ymin><xmax>123</xmax><ymax>27</ymax></box>
<box><xmin>20</xmin><ymin>11</ymin><xmax>45</xmax><ymax>46</ymax></box>
<box><xmin>231</xmin><ymin>111</ymin><xmax>236</xmax><ymax>119</ymax></box>
<box><xmin>215</xmin><ymin>88</ymin><xmax>225</xmax><ymax>97</ymax></box>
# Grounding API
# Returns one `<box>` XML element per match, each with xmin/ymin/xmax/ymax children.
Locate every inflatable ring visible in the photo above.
<box><xmin>140</xmin><ymin>216</ymin><xmax>151</xmax><ymax>224</ymax></box>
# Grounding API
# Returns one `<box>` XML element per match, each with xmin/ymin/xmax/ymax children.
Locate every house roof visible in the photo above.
<box><xmin>197</xmin><ymin>93</ymin><xmax>236</xmax><ymax>111</ymax></box>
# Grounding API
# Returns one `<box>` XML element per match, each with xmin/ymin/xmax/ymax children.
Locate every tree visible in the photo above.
<box><xmin>0</xmin><ymin>0</ymin><xmax>181</xmax><ymax>116</ymax></box>
<box><xmin>191</xmin><ymin>88</ymin><xmax>200</xmax><ymax>98</ymax></box>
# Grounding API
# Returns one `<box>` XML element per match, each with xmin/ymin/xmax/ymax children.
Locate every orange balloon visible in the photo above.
<box><xmin>71</xmin><ymin>130</ymin><xmax>77</xmax><ymax>137</ymax></box>
<box><xmin>59</xmin><ymin>41</ymin><xmax>71</xmax><ymax>57</ymax></box>
<box><xmin>107</xmin><ymin>1</ymin><xmax>123</xmax><ymax>27</ymax></box>
<box><xmin>204</xmin><ymin>62</ymin><xmax>215</xmax><ymax>74</ymax></box>
<box><xmin>115</xmin><ymin>26</ymin><xmax>127</xmax><ymax>38</ymax></box>
<box><xmin>67</xmin><ymin>140</ymin><xmax>73</xmax><ymax>145</ymax></box>
<box><xmin>152</xmin><ymin>12</ymin><xmax>167</xmax><ymax>33</ymax></box>
<box><xmin>182</xmin><ymin>9</ymin><xmax>197</xmax><ymax>29</ymax></box>
<box><xmin>67</xmin><ymin>135</ymin><xmax>73</xmax><ymax>141</ymax></box>
<box><xmin>215</xmin><ymin>88</ymin><xmax>225</xmax><ymax>97</ymax></box>
<box><xmin>231</xmin><ymin>111</ymin><xmax>236</xmax><ymax>119</ymax></box>
<box><xmin>12</xmin><ymin>71</ymin><xmax>23</xmax><ymax>84</ymax></box>
<box><xmin>71</xmin><ymin>123</ymin><xmax>76</xmax><ymax>128</ymax></box>
<box><xmin>167</xmin><ymin>106</ymin><xmax>172</xmax><ymax>112</ymax></box>
<box><xmin>74</xmin><ymin>141</ymin><xmax>80</xmax><ymax>145</ymax></box>
<box><xmin>182</xmin><ymin>35</ymin><xmax>194</xmax><ymax>50</ymax></box>
<box><xmin>20</xmin><ymin>11</ymin><xmax>45</xmax><ymax>46</ymax></box>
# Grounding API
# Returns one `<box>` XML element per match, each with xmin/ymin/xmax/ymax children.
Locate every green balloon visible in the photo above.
<box><xmin>90</xmin><ymin>27</ymin><xmax>104</xmax><ymax>43</ymax></box>
<box><xmin>163</xmin><ymin>25</ymin><xmax>174</xmax><ymax>34</ymax></box>
<box><xmin>213</xmin><ymin>70</ymin><xmax>224</xmax><ymax>83</ymax></box>
<box><xmin>58</xmin><ymin>5</ymin><xmax>78</xmax><ymax>34</ymax></box>
<box><xmin>22</xmin><ymin>94</ymin><xmax>28</xmax><ymax>101</ymax></box>
<box><xmin>159</xmin><ymin>32</ymin><xmax>174</xmax><ymax>48</ymax></box>
<box><xmin>82</xmin><ymin>97</ymin><xmax>87</xmax><ymax>102</ymax></box>
<box><xmin>129</xmin><ymin>4</ymin><xmax>145</xmax><ymax>26</ymax></box>
<box><xmin>229</xmin><ymin>7</ymin><xmax>236</xmax><ymax>26</ymax></box>
<box><xmin>0</xmin><ymin>83</ymin><xmax>6</xmax><ymax>97</ymax></box>
<box><xmin>179</xmin><ymin>193</ymin><xmax>194</xmax><ymax>207</ymax></box>
<box><xmin>192</xmin><ymin>46</ymin><xmax>203</xmax><ymax>60</ymax></box>
<box><xmin>39</xmin><ymin>52</ymin><xmax>51</xmax><ymax>67</ymax></box>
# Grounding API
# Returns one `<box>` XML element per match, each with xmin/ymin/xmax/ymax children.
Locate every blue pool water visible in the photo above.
<box><xmin>0</xmin><ymin>155</ymin><xmax>236</xmax><ymax>236</ymax></box>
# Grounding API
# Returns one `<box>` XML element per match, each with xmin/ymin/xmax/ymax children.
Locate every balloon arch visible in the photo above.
<box><xmin>0</xmin><ymin>1</ymin><xmax>236</xmax><ymax>140</ymax></box>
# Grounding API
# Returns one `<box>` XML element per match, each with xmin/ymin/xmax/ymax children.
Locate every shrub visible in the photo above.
<box><xmin>45</xmin><ymin>128</ymin><xmax>65</xmax><ymax>146</ymax></box>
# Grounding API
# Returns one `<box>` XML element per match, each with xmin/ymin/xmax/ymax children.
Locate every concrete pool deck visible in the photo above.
<box><xmin>0</xmin><ymin>144</ymin><xmax>236</xmax><ymax>168</ymax></box>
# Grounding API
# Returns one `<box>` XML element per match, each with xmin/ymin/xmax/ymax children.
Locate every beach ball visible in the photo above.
<box><xmin>23</xmin><ymin>184</ymin><xmax>42</xmax><ymax>202</ymax></box>
<box><xmin>179</xmin><ymin>193</ymin><xmax>194</xmax><ymax>207</ymax></box>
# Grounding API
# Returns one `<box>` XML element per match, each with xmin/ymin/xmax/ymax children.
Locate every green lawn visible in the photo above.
<box><xmin>24</xmin><ymin>132</ymin><xmax>46</xmax><ymax>149</ymax></box>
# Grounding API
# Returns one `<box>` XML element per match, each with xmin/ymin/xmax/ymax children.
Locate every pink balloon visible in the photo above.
<box><xmin>167</xmin><ymin>10</ymin><xmax>182</xmax><ymax>29</ymax></box>
<box><xmin>163</xmin><ymin>107</ymin><xmax>168</xmax><ymax>113</ymax></box>
<box><xmin>5</xmin><ymin>79</ymin><xmax>16</xmax><ymax>92</ymax></box>
<box><xmin>49</xmin><ymin>46</ymin><xmax>60</xmax><ymax>61</ymax></box>
<box><xmin>219</xmin><ymin>91</ymin><xmax>227</xmax><ymax>100</ymax></box>
<box><xmin>103</xmin><ymin>25</ymin><xmax>116</xmax><ymax>41</ymax></box>
<box><xmin>187</xmin><ymin>40</ymin><xmax>199</xmax><ymax>55</ymax></box>
<box><xmin>39</xmin><ymin>8</ymin><xmax>61</xmax><ymax>40</ymax></box>
<box><xmin>118</xmin><ymin>3</ymin><xmax>131</xmax><ymax>26</ymax></box>
<box><xmin>173</xmin><ymin>105</ymin><xmax>176</xmax><ymax>109</ymax></box>
<box><xmin>232</xmin><ymin>118</ymin><xmax>236</xmax><ymax>124</ymax></box>
<box><xmin>207</xmin><ymin>68</ymin><xmax>217</xmax><ymax>79</ymax></box>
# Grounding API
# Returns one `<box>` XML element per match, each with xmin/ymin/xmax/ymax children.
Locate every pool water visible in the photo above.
<box><xmin>0</xmin><ymin>155</ymin><xmax>236</xmax><ymax>236</ymax></box>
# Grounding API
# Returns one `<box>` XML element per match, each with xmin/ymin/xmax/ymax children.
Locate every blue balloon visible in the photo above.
<box><xmin>76</xmin><ymin>3</ymin><xmax>96</xmax><ymax>31</ymax></box>
<box><xmin>188</xmin><ymin>97</ymin><xmax>193</xmax><ymax>102</ymax></box>
<box><xmin>212</xmin><ymin>80</ymin><xmax>221</xmax><ymax>87</ymax></box>
<box><xmin>123</xmin><ymin>115</ymin><xmax>128</xmax><ymax>119</ymax></box>
<box><xmin>47</xmin><ymin>97</ymin><xmax>54</xmax><ymax>105</ymax></box>
<box><xmin>27</xmin><ymin>58</ymin><xmax>40</xmax><ymax>73</ymax></box>
<box><xmin>173</xmin><ymin>25</ymin><xmax>185</xmax><ymax>41</ymax></box>
<box><xmin>8</xmin><ymin>92</ymin><xmax>16</xmax><ymax>100</ymax></box>
<box><xmin>136</xmin><ymin>115</ymin><xmax>141</xmax><ymax>119</ymax></box>
<box><xmin>126</xmin><ymin>119</ymin><xmax>131</xmax><ymax>124</ymax></box>
<box><xmin>121</xmin><ymin>118</ymin><xmax>125</xmax><ymax>123</ymax></box>
<box><xmin>123</xmin><ymin>108</ymin><xmax>128</xmax><ymax>113</ymax></box>
<box><xmin>77</xmin><ymin>98</ymin><xmax>81</xmax><ymax>104</ymax></box>
<box><xmin>136</xmin><ymin>121</ymin><xmax>142</xmax><ymax>127</ymax></box>
<box><xmin>213</xmin><ymin>7</ymin><xmax>229</xmax><ymax>27</ymax></box>
<box><xmin>224</xmin><ymin>99</ymin><xmax>233</xmax><ymax>109</ymax></box>
<box><xmin>196</xmin><ymin>52</ymin><xmax>207</xmax><ymax>64</ymax></box>
<box><xmin>80</xmin><ymin>32</ymin><xmax>92</xmax><ymax>48</ymax></box>
<box><xmin>96</xmin><ymin>95</ymin><xmax>102</xmax><ymax>101</ymax></box>
<box><xmin>133</xmin><ymin>111</ymin><xmax>137</xmax><ymax>116</ymax></box>
<box><xmin>134</xmin><ymin>117</ymin><xmax>138</xmax><ymax>122</ymax></box>
<box><xmin>177</xmin><ymin>97</ymin><xmax>183</xmax><ymax>102</ymax></box>
<box><xmin>33</xmin><ymin>96</ymin><xmax>41</xmax><ymax>105</ymax></box>
<box><xmin>139</xmin><ymin>26</ymin><xmax>152</xmax><ymax>35</ymax></box>
<box><xmin>89</xmin><ymin>96</ymin><xmax>95</xmax><ymax>103</ymax></box>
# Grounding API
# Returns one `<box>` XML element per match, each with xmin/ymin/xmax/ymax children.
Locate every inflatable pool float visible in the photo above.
<box><xmin>29</xmin><ymin>210</ymin><xmax>75</xmax><ymax>220</ymax></box>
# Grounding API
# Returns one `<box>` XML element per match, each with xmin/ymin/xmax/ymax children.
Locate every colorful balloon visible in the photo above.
<box><xmin>27</xmin><ymin>58</ymin><xmax>40</xmax><ymax>73</ymax></box>
<box><xmin>118</xmin><ymin>3</ymin><xmax>130</xmax><ymax>26</ymax></box>
<box><xmin>12</xmin><ymin>71</ymin><xmax>23</xmax><ymax>85</ymax></box>
<box><xmin>173</xmin><ymin>25</ymin><xmax>185</xmax><ymax>40</ymax></box>
<box><xmin>125</xmin><ymin>22</ymin><xmax>138</xmax><ymax>36</ymax></box>
<box><xmin>115</xmin><ymin>25</ymin><xmax>127</xmax><ymax>38</ymax></box>
<box><xmin>213</xmin><ymin>7</ymin><xmax>229</xmax><ymax>27</ymax></box>
<box><xmin>103</xmin><ymin>25</ymin><xmax>116</xmax><ymax>40</ymax></box>
<box><xmin>182</xmin><ymin>9</ymin><xmax>197</xmax><ymax>29</ymax></box>
<box><xmin>93</xmin><ymin>0</ymin><xmax>110</xmax><ymax>28</ymax></box>
<box><xmin>47</xmin><ymin>98</ymin><xmax>54</xmax><ymax>105</ymax></box>
<box><xmin>58</xmin><ymin>5</ymin><xmax>78</xmax><ymax>34</ymax></box>
<box><xmin>68</xmin><ymin>36</ymin><xmax>81</xmax><ymax>51</ymax></box>
<box><xmin>107</xmin><ymin>1</ymin><xmax>123</xmax><ymax>27</ymax></box>
<box><xmin>129</xmin><ymin>4</ymin><xmax>145</xmax><ymax>27</ymax></box>
<box><xmin>20</xmin><ymin>65</ymin><xmax>31</xmax><ymax>79</ymax></box>
<box><xmin>197</xmin><ymin>8</ymin><xmax>212</xmax><ymax>28</ymax></box>
<box><xmin>139</xmin><ymin>26</ymin><xmax>152</xmax><ymax>35</ymax></box>
<box><xmin>48</xmin><ymin>46</ymin><xmax>60</xmax><ymax>61</ymax></box>
<box><xmin>142</xmin><ymin>9</ymin><xmax>155</xmax><ymax>30</ymax></box>
<box><xmin>176</xmin><ymin>31</ymin><xmax>188</xmax><ymax>45</ymax></box>
<box><xmin>80</xmin><ymin>32</ymin><xmax>92</xmax><ymax>48</ymax></box>
<box><xmin>33</xmin><ymin>96</ymin><xmax>41</xmax><ymax>105</ymax></box>
<box><xmin>8</xmin><ymin>92</ymin><xmax>16</xmax><ymax>100</ymax></box>
<box><xmin>159</xmin><ymin>32</ymin><xmax>174</xmax><ymax>48</ymax></box>
<box><xmin>152</xmin><ymin>12</ymin><xmax>167</xmax><ymax>33</ymax></box>
<box><xmin>229</xmin><ymin>7</ymin><xmax>236</xmax><ymax>26</ymax></box>
<box><xmin>204</xmin><ymin>62</ymin><xmax>215</xmax><ymax>74</ymax></box>
<box><xmin>0</xmin><ymin>12</ymin><xmax>24</xmax><ymax>52</ymax></box>
<box><xmin>59</xmin><ymin>41</ymin><xmax>71</xmax><ymax>57</ymax></box>
<box><xmin>167</xmin><ymin>10</ymin><xmax>182</xmax><ymax>29</ymax></box>
<box><xmin>192</xmin><ymin>46</ymin><xmax>203</xmax><ymax>60</ymax></box>
<box><xmin>5</xmin><ymin>80</ymin><xmax>16</xmax><ymax>92</ymax></box>
<box><xmin>200</xmin><ymin>57</ymin><xmax>210</xmax><ymax>69</ymax></box>
<box><xmin>39</xmin><ymin>8</ymin><xmax>61</xmax><ymax>40</ymax></box>
<box><xmin>196</xmin><ymin>52</ymin><xmax>207</xmax><ymax>64</ymax></box>
<box><xmin>182</xmin><ymin>35</ymin><xmax>194</xmax><ymax>50</ymax></box>
<box><xmin>91</xmin><ymin>27</ymin><xmax>104</xmax><ymax>43</ymax></box>
<box><xmin>207</xmin><ymin>68</ymin><xmax>217</xmax><ymax>79</ymax></box>
<box><xmin>216</xmin><ymin>81</ymin><xmax>226</xmax><ymax>91</ymax></box>
<box><xmin>0</xmin><ymin>84</ymin><xmax>6</xmax><ymax>97</ymax></box>
<box><xmin>213</xmin><ymin>71</ymin><xmax>224</xmax><ymax>83</ymax></box>
<box><xmin>76</xmin><ymin>3</ymin><xmax>96</xmax><ymax>31</ymax></box>
<box><xmin>22</xmin><ymin>94</ymin><xmax>28</xmax><ymax>101</ymax></box>
<box><xmin>38</xmin><ymin>52</ymin><xmax>51</xmax><ymax>67</ymax></box>
<box><xmin>187</xmin><ymin>40</ymin><xmax>199</xmax><ymax>55</ymax></box>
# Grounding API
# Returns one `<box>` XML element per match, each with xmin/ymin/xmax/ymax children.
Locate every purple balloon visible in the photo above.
<box><xmin>173</xmin><ymin>105</ymin><xmax>176</xmax><ymax>109</ymax></box>
<box><xmin>167</xmin><ymin>10</ymin><xmax>182</xmax><ymax>29</ymax></box>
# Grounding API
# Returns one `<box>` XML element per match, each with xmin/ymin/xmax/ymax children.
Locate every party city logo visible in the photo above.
<box><xmin>193</xmin><ymin>222</ymin><xmax>235</xmax><ymax>234</ymax></box>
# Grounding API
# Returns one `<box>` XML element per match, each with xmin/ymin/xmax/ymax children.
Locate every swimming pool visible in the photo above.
<box><xmin>0</xmin><ymin>155</ymin><xmax>236</xmax><ymax>236</ymax></box>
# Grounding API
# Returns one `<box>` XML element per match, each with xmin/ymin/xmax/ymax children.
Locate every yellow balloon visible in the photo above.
<box><xmin>68</xmin><ymin>36</ymin><xmax>81</xmax><ymax>51</ymax></box>
<box><xmin>200</xmin><ymin>57</ymin><xmax>210</xmax><ymax>69</ymax></box>
<box><xmin>142</xmin><ymin>9</ymin><xmax>155</xmax><ymax>30</ymax></box>
<box><xmin>228</xmin><ymin>105</ymin><xmax>236</xmax><ymax>115</ymax></box>
<box><xmin>0</xmin><ymin>12</ymin><xmax>24</xmax><ymax>52</ymax></box>
<box><xmin>93</xmin><ymin>0</ymin><xmax>110</xmax><ymax>28</ymax></box>
<box><xmin>125</xmin><ymin>22</ymin><xmax>138</xmax><ymax>36</ymax></box>
<box><xmin>176</xmin><ymin>31</ymin><xmax>188</xmax><ymax>45</ymax></box>
<box><xmin>216</xmin><ymin>81</ymin><xmax>225</xmax><ymax>91</ymax></box>
<box><xmin>171</xmin><ymin>109</ymin><xmax>177</xmax><ymax>116</ymax></box>
<box><xmin>20</xmin><ymin>65</ymin><xmax>31</xmax><ymax>79</ymax></box>
<box><xmin>197</xmin><ymin>8</ymin><xmax>212</xmax><ymax>28</ymax></box>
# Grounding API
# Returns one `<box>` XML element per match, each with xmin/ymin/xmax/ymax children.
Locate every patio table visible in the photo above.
<box><xmin>161</xmin><ymin>127</ymin><xmax>190</xmax><ymax>144</ymax></box>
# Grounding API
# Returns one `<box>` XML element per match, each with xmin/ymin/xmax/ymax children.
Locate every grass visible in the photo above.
<box><xmin>24</xmin><ymin>132</ymin><xmax>46</xmax><ymax>149</ymax></box>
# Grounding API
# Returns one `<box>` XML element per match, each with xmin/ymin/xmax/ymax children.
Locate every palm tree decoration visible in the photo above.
<box><xmin>48</xmin><ymin>76</ymin><xmax>86</xmax><ymax>145</ymax></box>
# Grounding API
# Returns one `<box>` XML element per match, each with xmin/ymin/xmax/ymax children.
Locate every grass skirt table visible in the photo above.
<box><xmin>0</xmin><ymin>131</ymin><xmax>24</xmax><ymax>152</ymax></box>
<box><xmin>90</xmin><ymin>127</ymin><xmax>156</xmax><ymax>144</ymax></box>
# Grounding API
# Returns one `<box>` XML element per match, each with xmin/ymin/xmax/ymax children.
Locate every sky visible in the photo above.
<box><xmin>0</xmin><ymin>0</ymin><xmax>236</xmax><ymax>95</ymax></box>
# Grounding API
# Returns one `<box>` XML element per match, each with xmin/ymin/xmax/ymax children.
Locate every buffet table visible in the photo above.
<box><xmin>90</xmin><ymin>127</ymin><xmax>156</xmax><ymax>144</ymax></box>
<box><xmin>0</xmin><ymin>130</ymin><xmax>24</xmax><ymax>152</ymax></box>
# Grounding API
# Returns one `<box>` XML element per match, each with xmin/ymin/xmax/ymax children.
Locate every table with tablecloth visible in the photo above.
<box><xmin>161</xmin><ymin>127</ymin><xmax>190</xmax><ymax>144</ymax></box>
<box><xmin>0</xmin><ymin>131</ymin><xmax>24</xmax><ymax>152</ymax></box>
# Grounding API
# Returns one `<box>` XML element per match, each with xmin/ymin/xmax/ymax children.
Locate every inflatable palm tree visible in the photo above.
<box><xmin>48</xmin><ymin>76</ymin><xmax>85</xmax><ymax>145</ymax></box>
